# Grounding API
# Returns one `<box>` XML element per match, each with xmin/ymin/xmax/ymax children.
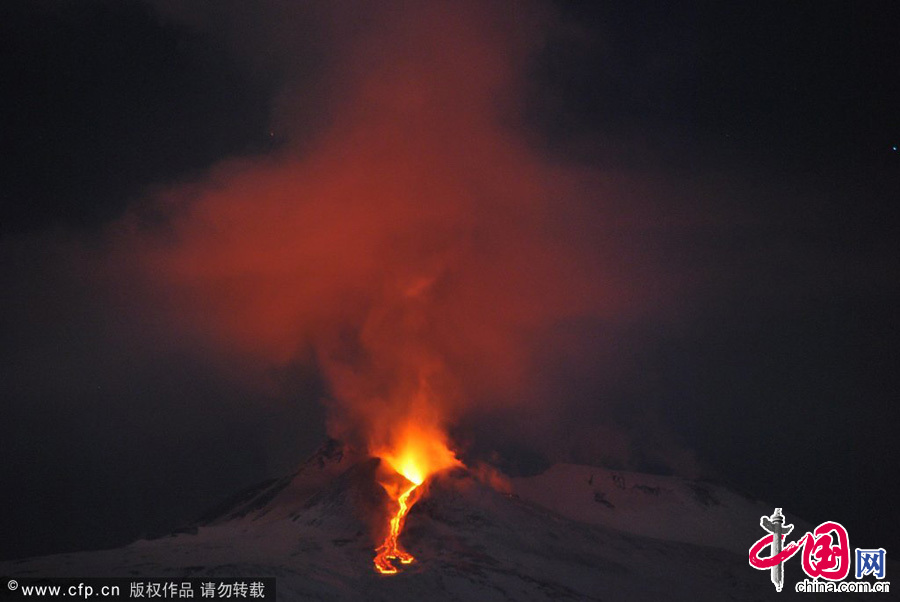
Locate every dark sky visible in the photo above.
<box><xmin>1</xmin><ymin>0</ymin><xmax>898</xmax><ymax>563</ymax></box>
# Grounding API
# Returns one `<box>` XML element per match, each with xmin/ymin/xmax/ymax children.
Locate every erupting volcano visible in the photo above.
<box><xmin>372</xmin><ymin>422</ymin><xmax>461</xmax><ymax>574</ymax></box>
<box><xmin>94</xmin><ymin>0</ymin><xmax>684</xmax><ymax>586</ymax></box>
<box><xmin>0</xmin><ymin>437</ymin><xmax>792</xmax><ymax>600</ymax></box>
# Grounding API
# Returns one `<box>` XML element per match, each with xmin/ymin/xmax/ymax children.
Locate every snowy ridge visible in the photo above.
<box><xmin>196</xmin><ymin>439</ymin><xmax>364</xmax><ymax>527</ymax></box>
<box><xmin>1</xmin><ymin>443</ymin><xmax>853</xmax><ymax>600</ymax></box>
<box><xmin>513</xmin><ymin>463</ymin><xmax>804</xmax><ymax>555</ymax></box>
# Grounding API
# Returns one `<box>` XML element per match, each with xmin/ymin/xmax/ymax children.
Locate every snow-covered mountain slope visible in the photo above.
<box><xmin>1</xmin><ymin>442</ymin><xmax>852</xmax><ymax>600</ymax></box>
<box><xmin>513</xmin><ymin>463</ymin><xmax>805</xmax><ymax>555</ymax></box>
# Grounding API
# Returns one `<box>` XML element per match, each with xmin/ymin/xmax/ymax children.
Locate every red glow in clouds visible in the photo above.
<box><xmin>109</xmin><ymin>1</ymin><xmax>659</xmax><ymax>573</ymax></box>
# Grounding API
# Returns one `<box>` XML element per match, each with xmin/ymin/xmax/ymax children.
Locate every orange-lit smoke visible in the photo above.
<box><xmin>115</xmin><ymin>2</ymin><xmax>645</xmax><ymax>483</ymax></box>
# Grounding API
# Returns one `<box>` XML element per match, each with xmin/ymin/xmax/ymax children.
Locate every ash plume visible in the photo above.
<box><xmin>107</xmin><ymin>0</ymin><xmax>686</xmax><ymax>470</ymax></box>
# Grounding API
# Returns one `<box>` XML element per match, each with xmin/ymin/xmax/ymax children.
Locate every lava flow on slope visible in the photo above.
<box><xmin>372</xmin><ymin>422</ymin><xmax>460</xmax><ymax>575</ymax></box>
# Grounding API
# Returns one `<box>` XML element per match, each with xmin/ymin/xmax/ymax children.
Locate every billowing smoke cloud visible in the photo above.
<box><xmin>107</xmin><ymin>0</ymin><xmax>684</xmax><ymax>467</ymax></box>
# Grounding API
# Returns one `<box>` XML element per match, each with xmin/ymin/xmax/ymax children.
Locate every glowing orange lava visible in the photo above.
<box><xmin>373</xmin><ymin>423</ymin><xmax>460</xmax><ymax>575</ymax></box>
<box><xmin>373</xmin><ymin>480</ymin><xmax>421</xmax><ymax>574</ymax></box>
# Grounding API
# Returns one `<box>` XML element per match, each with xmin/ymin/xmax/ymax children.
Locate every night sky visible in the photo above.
<box><xmin>2</xmin><ymin>0</ymin><xmax>898</xmax><ymax>564</ymax></box>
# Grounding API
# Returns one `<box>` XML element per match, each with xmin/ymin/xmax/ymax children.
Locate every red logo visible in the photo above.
<box><xmin>750</xmin><ymin>521</ymin><xmax>851</xmax><ymax>580</ymax></box>
<box><xmin>749</xmin><ymin>508</ymin><xmax>851</xmax><ymax>591</ymax></box>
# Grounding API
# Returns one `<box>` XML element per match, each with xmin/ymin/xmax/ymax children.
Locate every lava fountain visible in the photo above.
<box><xmin>372</xmin><ymin>422</ymin><xmax>461</xmax><ymax>575</ymax></box>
